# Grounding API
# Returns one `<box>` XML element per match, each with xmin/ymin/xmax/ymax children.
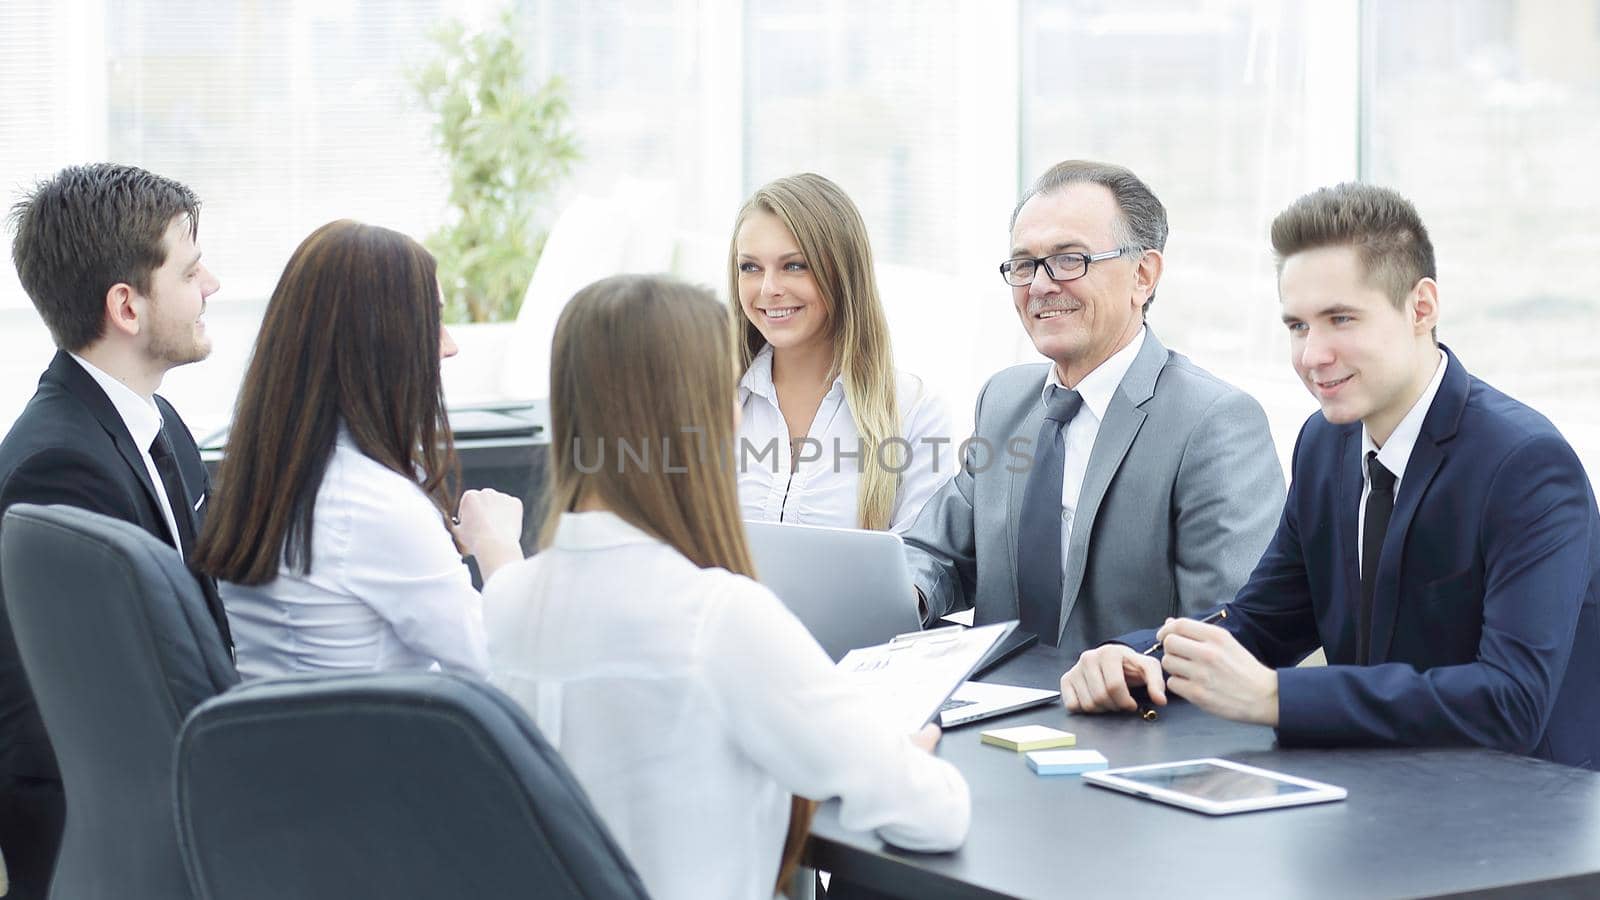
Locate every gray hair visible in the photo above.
<box><xmin>1012</xmin><ymin>160</ymin><xmax>1168</xmax><ymax>312</ymax></box>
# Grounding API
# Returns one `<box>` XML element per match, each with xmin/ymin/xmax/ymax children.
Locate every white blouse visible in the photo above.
<box><xmin>483</xmin><ymin>511</ymin><xmax>969</xmax><ymax>900</ymax></box>
<box><xmin>737</xmin><ymin>344</ymin><xmax>954</xmax><ymax>532</ymax></box>
<box><xmin>221</xmin><ymin>427</ymin><xmax>488</xmax><ymax>680</ymax></box>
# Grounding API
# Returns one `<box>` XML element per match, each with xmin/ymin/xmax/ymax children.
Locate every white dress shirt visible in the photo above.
<box><xmin>1358</xmin><ymin>348</ymin><xmax>1449</xmax><ymax>568</ymax></box>
<box><xmin>1040</xmin><ymin>326</ymin><xmax>1147</xmax><ymax>573</ymax></box>
<box><xmin>222</xmin><ymin>426</ymin><xmax>488</xmax><ymax>679</ymax></box>
<box><xmin>483</xmin><ymin>511</ymin><xmax>970</xmax><ymax>900</ymax></box>
<box><xmin>69</xmin><ymin>353</ymin><xmax>183</xmax><ymax>547</ymax></box>
<box><xmin>737</xmin><ymin>343</ymin><xmax>954</xmax><ymax>532</ymax></box>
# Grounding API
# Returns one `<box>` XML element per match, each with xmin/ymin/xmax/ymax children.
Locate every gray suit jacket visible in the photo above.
<box><xmin>903</xmin><ymin>329</ymin><xmax>1285</xmax><ymax>660</ymax></box>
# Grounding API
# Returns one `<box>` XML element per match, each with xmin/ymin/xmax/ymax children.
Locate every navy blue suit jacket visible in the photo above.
<box><xmin>1125</xmin><ymin>348</ymin><xmax>1600</xmax><ymax>768</ymax></box>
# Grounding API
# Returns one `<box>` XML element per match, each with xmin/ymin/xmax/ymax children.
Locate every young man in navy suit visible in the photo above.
<box><xmin>0</xmin><ymin>164</ymin><xmax>231</xmax><ymax>898</ymax></box>
<box><xmin>1061</xmin><ymin>183</ymin><xmax>1600</xmax><ymax>770</ymax></box>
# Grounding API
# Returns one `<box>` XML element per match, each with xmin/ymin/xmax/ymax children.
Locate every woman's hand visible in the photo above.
<box><xmin>452</xmin><ymin>488</ymin><xmax>524</xmax><ymax>581</ymax></box>
<box><xmin>910</xmin><ymin>723</ymin><xmax>942</xmax><ymax>753</ymax></box>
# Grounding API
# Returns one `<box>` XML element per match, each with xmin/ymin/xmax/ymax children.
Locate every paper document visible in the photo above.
<box><xmin>940</xmin><ymin>608</ymin><xmax>975</xmax><ymax>627</ymax></box>
<box><xmin>836</xmin><ymin>621</ymin><xmax>1016</xmax><ymax>734</ymax></box>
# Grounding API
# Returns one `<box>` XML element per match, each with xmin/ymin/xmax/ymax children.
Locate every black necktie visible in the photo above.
<box><xmin>1015</xmin><ymin>386</ymin><xmax>1083</xmax><ymax>646</ymax></box>
<box><xmin>1359</xmin><ymin>451</ymin><xmax>1396</xmax><ymax>665</ymax></box>
<box><xmin>150</xmin><ymin>428</ymin><xmax>234</xmax><ymax>651</ymax></box>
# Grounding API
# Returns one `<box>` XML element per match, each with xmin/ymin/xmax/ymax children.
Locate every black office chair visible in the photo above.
<box><xmin>174</xmin><ymin>672</ymin><xmax>653</xmax><ymax>900</ymax></box>
<box><xmin>0</xmin><ymin>503</ymin><xmax>239</xmax><ymax>900</ymax></box>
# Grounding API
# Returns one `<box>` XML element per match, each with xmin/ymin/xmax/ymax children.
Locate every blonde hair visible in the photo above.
<box><xmin>543</xmin><ymin>274</ymin><xmax>814</xmax><ymax>893</ymax></box>
<box><xmin>728</xmin><ymin>173</ymin><xmax>902</xmax><ymax>531</ymax></box>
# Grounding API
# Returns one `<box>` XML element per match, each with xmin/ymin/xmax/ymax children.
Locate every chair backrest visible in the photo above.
<box><xmin>499</xmin><ymin>194</ymin><xmax>625</xmax><ymax>402</ymax></box>
<box><xmin>498</xmin><ymin>178</ymin><xmax>679</xmax><ymax>403</ymax></box>
<box><xmin>174</xmin><ymin>672</ymin><xmax>653</xmax><ymax>900</ymax></box>
<box><xmin>0</xmin><ymin>503</ymin><xmax>239</xmax><ymax>900</ymax></box>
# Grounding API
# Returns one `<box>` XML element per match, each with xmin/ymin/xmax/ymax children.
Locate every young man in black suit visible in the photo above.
<box><xmin>0</xmin><ymin>163</ymin><xmax>232</xmax><ymax>900</ymax></box>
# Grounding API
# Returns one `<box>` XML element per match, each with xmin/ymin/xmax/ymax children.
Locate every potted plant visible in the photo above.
<box><xmin>412</xmin><ymin>8</ymin><xmax>580</xmax><ymax>323</ymax></box>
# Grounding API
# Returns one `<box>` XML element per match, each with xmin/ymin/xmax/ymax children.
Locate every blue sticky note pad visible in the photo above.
<box><xmin>1027</xmin><ymin>749</ymin><xmax>1109</xmax><ymax>776</ymax></box>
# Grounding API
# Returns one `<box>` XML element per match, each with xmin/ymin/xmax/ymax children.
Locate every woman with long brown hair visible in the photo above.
<box><xmin>730</xmin><ymin>173</ymin><xmax>952</xmax><ymax>532</ymax></box>
<box><xmin>483</xmin><ymin>274</ymin><xmax>968</xmax><ymax>900</ymax></box>
<box><xmin>193</xmin><ymin>219</ymin><xmax>523</xmax><ymax>679</ymax></box>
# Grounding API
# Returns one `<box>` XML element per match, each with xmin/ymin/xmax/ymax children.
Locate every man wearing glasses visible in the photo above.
<box><xmin>901</xmin><ymin>160</ymin><xmax>1284</xmax><ymax>661</ymax></box>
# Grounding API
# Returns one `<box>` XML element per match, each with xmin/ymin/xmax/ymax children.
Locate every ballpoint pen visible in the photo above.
<box><xmin>1141</xmin><ymin>607</ymin><xmax>1229</xmax><ymax>656</ymax></box>
<box><xmin>1137</xmin><ymin>607</ymin><xmax>1229</xmax><ymax>720</ymax></box>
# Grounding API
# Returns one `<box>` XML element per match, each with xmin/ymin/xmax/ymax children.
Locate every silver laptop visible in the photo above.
<box><xmin>745</xmin><ymin>521</ymin><xmax>922</xmax><ymax>661</ymax></box>
<box><xmin>938</xmin><ymin>681</ymin><xmax>1060</xmax><ymax>728</ymax></box>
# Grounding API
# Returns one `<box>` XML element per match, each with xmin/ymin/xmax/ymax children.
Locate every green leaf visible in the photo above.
<box><xmin>408</xmin><ymin>7</ymin><xmax>580</xmax><ymax>322</ymax></box>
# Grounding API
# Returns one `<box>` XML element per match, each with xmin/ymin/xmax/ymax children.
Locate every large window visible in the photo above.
<box><xmin>1</xmin><ymin>0</ymin><xmax>1597</xmax><ymax>469</ymax></box>
<box><xmin>522</xmin><ymin>0</ymin><xmax>727</xmax><ymax>244</ymax></box>
<box><xmin>101</xmin><ymin>0</ymin><xmax>455</xmax><ymax>301</ymax></box>
<box><xmin>1022</xmin><ymin>0</ymin><xmax>1336</xmax><ymax>375</ymax></box>
<box><xmin>1364</xmin><ymin>0</ymin><xmax>1600</xmax><ymax>466</ymax></box>
<box><xmin>743</xmin><ymin>0</ymin><xmax>966</xmax><ymax>267</ymax></box>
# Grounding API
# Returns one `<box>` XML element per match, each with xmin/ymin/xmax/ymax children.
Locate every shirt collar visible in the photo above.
<box><xmin>1042</xmin><ymin>326</ymin><xmax>1147</xmax><ymax>422</ymax></box>
<box><xmin>1361</xmin><ymin>348</ymin><xmax>1448</xmax><ymax>487</ymax></box>
<box><xmin>737</xmin><ymin>343</ymin><xmax>775</xmax><ymax>402</ymax></box>
<box><xmin>551</xmin><ymin>510</ymin><xmax>666</xmax><ymax>551</ymax></box>
<box><xmin>738</xmin><ymin>342</ymin><xmax>844</xmax><ymax>403</ymax></box>
<box><xmin>69</xmin><ymin>352</ymin><xmax>164</xmax><ymax>451</ymax></box>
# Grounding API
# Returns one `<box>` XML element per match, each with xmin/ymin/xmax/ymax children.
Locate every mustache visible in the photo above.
<box><xmin>1026</xmin><ymin>301</ymin><xmax>1082</xmax><ymax>316</ymax></box>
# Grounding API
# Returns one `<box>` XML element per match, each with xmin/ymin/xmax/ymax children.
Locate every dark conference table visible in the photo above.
<box><xmin>806</xmin><ymin>645</ymin><xmax>1600</xmax><ymax>899</ymax></box>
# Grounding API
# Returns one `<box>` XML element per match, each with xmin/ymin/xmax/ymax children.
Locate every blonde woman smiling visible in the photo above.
<box><xmin>730</xmin><ymin>173</ymin><xmax>953</xmax><ymax>532</ymax></box>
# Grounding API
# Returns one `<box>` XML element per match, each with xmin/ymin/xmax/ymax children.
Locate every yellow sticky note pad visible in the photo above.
<box><xmin>980</xmin><ymin>724</ymin><xmax>1077</xmax><ymax>752</ymax></box>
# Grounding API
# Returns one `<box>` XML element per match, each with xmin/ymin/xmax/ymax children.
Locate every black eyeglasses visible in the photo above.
<box><xmin>999</xmin><ymin>247</ymin><xmax>1131</xmax><ymax>286</ymax></box>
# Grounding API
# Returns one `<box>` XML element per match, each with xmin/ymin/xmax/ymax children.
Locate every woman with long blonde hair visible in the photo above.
<box><xmin>730</xmin><ymin>173</ymin><xmax>952</xmax><ymax>532</ymax></box>
<box><xmin>482</xmin><ymin>275</ymin><xmax>968</xmax><ymax>900</ymax></box>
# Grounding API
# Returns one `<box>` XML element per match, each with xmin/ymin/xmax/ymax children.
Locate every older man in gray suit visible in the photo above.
<box><xmin>903</xmin><ymin>160</ymin><xmax>1284</xmax><ymax>661</ymax></box>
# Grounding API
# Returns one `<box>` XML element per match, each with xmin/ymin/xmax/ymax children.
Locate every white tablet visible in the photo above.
<box><xmin>1082</xmin><ymin>758</ymin><xmax>1347</xmax><ymax>815</ymax></box>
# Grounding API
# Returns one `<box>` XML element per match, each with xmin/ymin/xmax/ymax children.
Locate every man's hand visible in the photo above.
<box><xmin>910</xmin><ymin>723</ymin><xmax>942</xmax><ymax>753</ymax></box>
<box><xmin>1060</xmin><ymin>644</ymin><xmax>1166</xmax><ymax>714</ymax></box>
<box><xmin>1157</xmin><ymin>617</ymin><xmax>1279</xmax><ymax>726</ymax></box>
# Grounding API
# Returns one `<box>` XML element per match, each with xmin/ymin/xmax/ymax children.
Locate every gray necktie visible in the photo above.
<box><xmin>1015</xmin><ymin>386</ymin><xmax>1083</xmax><ymax>646</ymax></box>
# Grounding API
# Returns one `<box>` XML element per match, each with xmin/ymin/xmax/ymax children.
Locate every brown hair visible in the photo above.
<box><xmin>1013</xmin><ymin>159</ymin><xmax>1168</xmax><ymax>312</ymax></box>
<box><xmin>544</xmin><ymin>274</ymin><xmax>815</xmax><ymax>895</ymax></box>
<box><xmin>1270</xmin><ymin>182</ymin><xmax>1437</xmax><ymax>311</ymax></box>
<box><xmin>728</xmin><ymin>173</ymin><xmax>902</xmax><ymax>530</ymax></box>
<box><xmin>8</xmin><ymin>163</ymin><xmax>201</xmax><ymax>350</ymax></box>
<box><xmin>194</xmin><ymin>220</ymin><xmax>456</xmax><ymax>584</ymax></box>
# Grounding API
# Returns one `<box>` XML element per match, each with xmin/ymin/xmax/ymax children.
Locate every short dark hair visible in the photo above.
<box><xmin>1270</xmin><ymin>182</ymin><xmax>1436</xmax><ymax>309</ymax></box>
<box><xmin>1013</xmin><ymin>160</ymin><xmax>1169</xmax><ymax>312</ymax></box>
<box><xmin>8</xmin><ymin>163</ymin><xmax>201</xmax><ymax>351</ymax></box>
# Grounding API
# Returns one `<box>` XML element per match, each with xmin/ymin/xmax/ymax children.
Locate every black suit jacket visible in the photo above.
<box><xmin>0</xmin><ymin>350</ymin><xmax>230</xmax><ymax>782</ymax></box>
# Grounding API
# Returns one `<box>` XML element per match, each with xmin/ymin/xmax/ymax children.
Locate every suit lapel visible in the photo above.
<box><xmin>1336</xmin><ymin>427</ymin><xmax>1363</xmax><ymax>660</ymax></box>
<box><xmin>47</xmin><ymin>351</ymin><xmax>168</xmax><ymax>534</ymax></box>
<box><xmin>1055</xmin><ymin>331</ymin><xmax>1161</xmax><ymax>633</ymax></box>
<box><xmin>1371</xmin><ymin>349</ymin><xmax>1467</xmax><ymax>661</ymax></box>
